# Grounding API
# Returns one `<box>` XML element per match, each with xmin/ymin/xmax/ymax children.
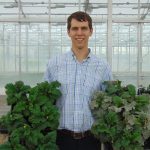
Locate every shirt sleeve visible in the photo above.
<box><xmin>101</xmin><ymin>64</ymin><xmax>113</xmax><ymax>91</ymax></box>
<box><xmin>43</xmin><ymin>59</ymin><xmax>53</xmax><ymax>82</ymax></box>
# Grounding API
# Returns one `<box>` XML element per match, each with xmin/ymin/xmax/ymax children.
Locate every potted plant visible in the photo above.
<box><xmin>0</xmin><ymin>80</ymin><xmax>61</xmax><ymax>150</ymax></box>
<box><xmin>90</xmin><ymin>80</ymin><xmax>150</xmax><ymax>150</ymax></box>
<box><xmin>137</xmin><ymin>85</ymin><xmax>150</xmax><ymax>149</ymax></box>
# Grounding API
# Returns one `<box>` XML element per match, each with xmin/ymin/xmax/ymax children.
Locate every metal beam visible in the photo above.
<box><xmin>1</xmin><ymin>16</ymin><xmax>150</xmax><ymax>23</ymax></box>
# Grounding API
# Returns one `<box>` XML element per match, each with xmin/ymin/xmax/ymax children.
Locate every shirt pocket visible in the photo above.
<box><xmin>82</xmin><ymin>72</ymin><xmax>102</xmax><ymax>97</ymax></box>
<box><xmin>57</xmin><ymin>66</ymin><xmax>67</xmax><ymax>84</ymax></box>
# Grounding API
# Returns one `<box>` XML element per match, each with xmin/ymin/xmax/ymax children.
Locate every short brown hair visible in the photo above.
<box><xmin>67</xmin><ymin>11</ymin><xmax>93</xmax><ymax>30</ymax></box>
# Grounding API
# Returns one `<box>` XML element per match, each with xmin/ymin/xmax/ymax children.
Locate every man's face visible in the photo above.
<box><xmin>67</xmin><ymin>18</ymin><xmax>93</xmax><ymax>50</ymax></box>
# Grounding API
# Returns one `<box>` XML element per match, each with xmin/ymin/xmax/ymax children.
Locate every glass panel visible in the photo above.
<box><xmin>140</xmin><ymin>0</ymin><xmax>150</xmax><ymax>20</ymax></box>
<box><xmin>141</xmin><ymin>23</ymin><xmax>150</xmax><ymax>86</ymax></box>
<box><xmin>112</xmin><ymin>0</ymin><xmax>138</xmax><ymax>19</ymax></box>
<box><xmin>89</xmin><ymin>23</ymin><xmax>107</xmax><ymax>58</ymax></box>
<box><xmin>112</xmin><ymin>23</ymin><xmax>138</xmax><ymax>86</ymax></box>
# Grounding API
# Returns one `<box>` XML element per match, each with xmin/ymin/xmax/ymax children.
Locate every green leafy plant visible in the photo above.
<box><xmin>90</xmin><ymin>80</ymin><xmax>150</xmax><ymax>150</ymax></box>
<box><xmin>0</xmin><ymin>81</ymin><xmax>61</xmax><ymax>150</ymax></box>
<box><xmin>137</xmin><ymin>85</ymin><xmax>150</xmax><ymax>149</ymax></box>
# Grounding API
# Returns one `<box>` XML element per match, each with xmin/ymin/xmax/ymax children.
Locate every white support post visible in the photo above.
<box><xmin>137</xmin><ymin>0</ymin><xmax>143</xmax><ymax>87</ymax></box>
<box><xmin>107</xmin><ymin>0</ymin><xmax>112</xmax><ymax>68</ymax></box>
<box><xmin>101</xmin><ymin>142</ymin><xmax>105</xmax><ymax>150</ymax></box>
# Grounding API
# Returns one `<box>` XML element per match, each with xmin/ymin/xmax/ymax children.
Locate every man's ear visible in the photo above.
<box><xmin>90</xmin><ymin>28</ymin><xmax>93</xmax><ymax>36</ymax></box>
<box><xmin>67</xmin><ymin>30</ymin><xmax>71</xmax><ymax>37</ymax></box>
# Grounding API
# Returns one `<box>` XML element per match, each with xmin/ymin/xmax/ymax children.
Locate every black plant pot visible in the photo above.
<box><xmin>0</xmin><ymin>128</ymin><xmax>8</xmax><ymax>134</ymax></box>
<box><xmin>144</xmin><ymin>137</ymin><xmax>150</xmax><ymax>149</ymax></box>
<box><xmin>104</xmin><ymin>142</ymin><xmax>113</xmax><ymax>150</ymax></box>
<box><xmin>103</xmin><ymin>141</ymin><xmax>150</xmax><ymax>150</ymax></box>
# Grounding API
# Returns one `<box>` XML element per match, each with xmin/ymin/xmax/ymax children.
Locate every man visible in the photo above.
<box><xmin>44</xmin><ymin>11</ymin><xmax>113</xmax><ymax>150</ymax></box>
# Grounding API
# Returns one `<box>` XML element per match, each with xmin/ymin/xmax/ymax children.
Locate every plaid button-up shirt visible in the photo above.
<box><xmin>44</xmin><ymin>50</ymin><xmax>113</xmax><ymax>132</ymax></box>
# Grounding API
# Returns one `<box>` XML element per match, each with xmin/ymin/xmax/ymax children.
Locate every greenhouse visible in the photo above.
<box><xmin>0</xmin><ymin>0</ymin><xmax>150</xmax><ymax>150</ymax></box>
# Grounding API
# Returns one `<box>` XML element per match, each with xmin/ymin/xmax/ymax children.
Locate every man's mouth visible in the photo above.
<box><xmin>76</xmin><ymin>38</ymin><xmax>84</xmax><ymax>42</ymax></box>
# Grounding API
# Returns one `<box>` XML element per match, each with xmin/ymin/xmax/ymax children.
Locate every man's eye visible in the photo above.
<box><xmin>72</xmin><ymin>28</ymin><xmax>78</xmax><ymax>31</ymax></box>
<box><xmin>82</xmin><ymin>27</ymin><xmax>88</xmax><ymax>31</ymax></box>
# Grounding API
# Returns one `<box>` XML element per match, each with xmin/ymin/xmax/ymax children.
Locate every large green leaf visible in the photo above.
<box><xmin>112</xmin><ymin>96</ymin><xmax>123</xmax><ymax>107</ymax></box>
<box><xmin>127</xmin><ymin>84</ymin><xmax>136</xmax><ymax>96</ymax></box>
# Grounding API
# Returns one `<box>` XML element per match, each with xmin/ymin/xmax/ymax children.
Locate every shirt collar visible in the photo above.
<box><xmin>70</xmin><ymin>48</ymin><xmax>92</xmax><ymax>62</ymax></box>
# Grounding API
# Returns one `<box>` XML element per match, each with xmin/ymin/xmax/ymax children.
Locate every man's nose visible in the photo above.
<box><xmin>76</xmin><ymin>28</ymin><xmax>82</xmax><ymax>35</ymax></box>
